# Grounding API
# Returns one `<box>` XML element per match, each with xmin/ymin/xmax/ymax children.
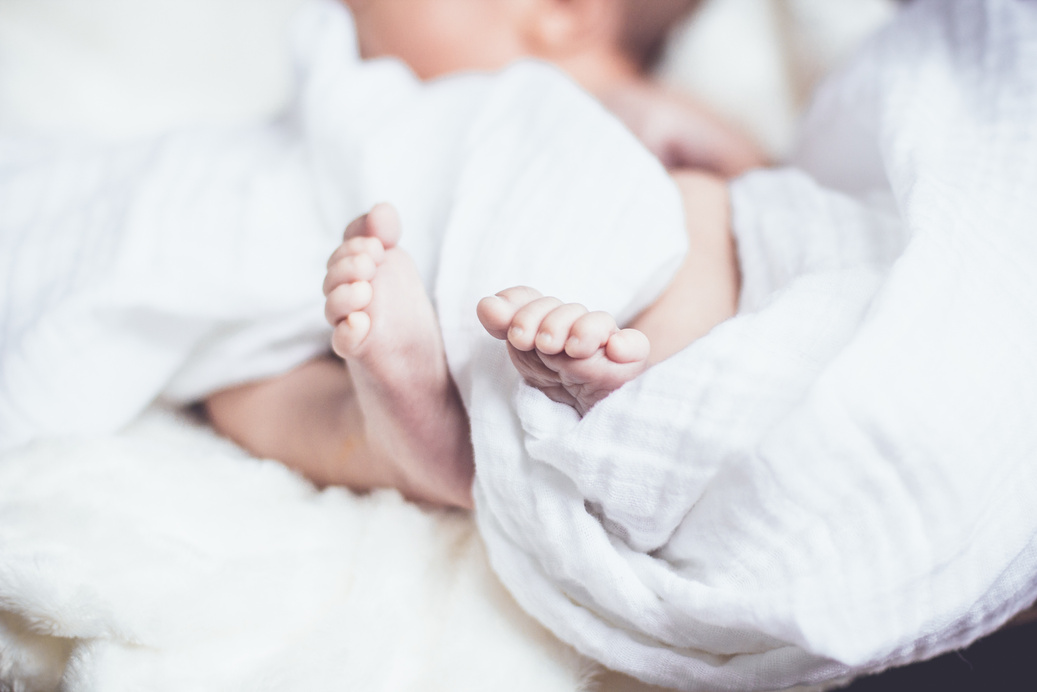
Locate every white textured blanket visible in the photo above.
<box><xmin>0</xmin><ymin>1</ymin><xmax>687</xmax><ymax>689</ymax></box>
<box><xmin>466</xmin><ymin>0</ymin><xmax>1037</xmax><ymax>690</ymax></box>
<box><xmin>0</xmin><ymin>0</ymin><xmax>684</xmax><ymax>450</ymax></box>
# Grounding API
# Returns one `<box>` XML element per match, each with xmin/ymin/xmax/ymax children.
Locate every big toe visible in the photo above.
<box><xmin>476</xmin><ymin>296</ymin><xmax>516</xmax><ymax>338</ymax></box>
<box><xmin>477</xmin><ymin>286</ymin><xmax>543</xmax><ymax>338</ymax></box>
<box><xmin>344</xmin><ymin>202</ymin><xmax>402</xmax><ymax>248</ymax></box>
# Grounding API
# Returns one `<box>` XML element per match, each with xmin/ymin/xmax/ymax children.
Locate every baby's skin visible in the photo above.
<box><xmin>326</xmin><ymin>169</ymin><xmax>735</xmax><ymax>433</ymax></box>
<box><xmin>323</xmin><ymin>203</ymin><xmax>474</xmax><ymax>508</ymax></box>
<box><xmin>208</xmin><ymin>173</ymin><xmax>732</xmax><ymax>511</ymax></box>
<box><xmin>324</xmin><ymin>203</ymin><xmax>653</xmax><ymax>470</ymax></box>
<box><xmin>325</xmin><ymin>204</ymin><xmax>647</xmax><ymax>444</ymax></box>
<box><xmin>476</xmin><ymin>171</ymin><xmax>737</xmax><ymax>416</ymax></box>
<box><xmin>476</xmin><ymin>288</ymin><xmax>651</xmax><ymax>415</ymax></box>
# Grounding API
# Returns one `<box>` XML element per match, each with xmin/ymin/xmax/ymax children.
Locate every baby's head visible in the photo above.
<box><xmin>344</xmin><ymin>0</ymin><xmax>699</xmax><ymax>91</ymax></box>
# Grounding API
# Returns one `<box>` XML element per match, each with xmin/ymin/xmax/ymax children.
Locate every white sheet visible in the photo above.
<box><xmin>467</xmin><ymin>0</ymin><xmax>1037</xmax><ymax>689</ymax></box>
<box><xmin>0</xmin><ymin>2</ymin><xmax>687</xmax><ymax>688</ymax></box>
<box><xmin>0</xmin><ymin>0</ymin><xmax>685</xmax><ymax>451</ymax></box>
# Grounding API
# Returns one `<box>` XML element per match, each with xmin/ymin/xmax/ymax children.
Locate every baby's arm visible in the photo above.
<box><xmin>601</xmin><ymin>81</ymin><xmax>767</xmax><ymax>178</ymax></box>
<box><xmin>479</xmin><ymin>171</ymin><xmax>738</xmax><ymax>414</ymax></box>
<box><xmin>630</xmin><ymin>170</ymin><xmax>739</xmax><ymax>364</ymax></box>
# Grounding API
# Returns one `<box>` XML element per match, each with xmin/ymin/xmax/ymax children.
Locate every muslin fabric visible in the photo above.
<box><xmin>0</xmin><ymin>0</ymin><xmax>684</xmax><ymax>451</ymax></box>
<box><xmin>464</xmin><ymin>0</ymin><xmax>1037</xmax><ymax>689</ymax></box>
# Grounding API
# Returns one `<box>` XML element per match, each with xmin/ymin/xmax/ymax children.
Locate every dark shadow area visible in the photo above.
<box><xmin>841</xmin><ymin>620</ymin><xmax>1037</xmax><ymax>691</ymax></box>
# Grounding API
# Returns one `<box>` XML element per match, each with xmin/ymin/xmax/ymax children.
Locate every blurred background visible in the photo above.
<box><xmin>0</xmin><ymin>0</ymin><xmax>894</xmax><ymax>158</ymax></box>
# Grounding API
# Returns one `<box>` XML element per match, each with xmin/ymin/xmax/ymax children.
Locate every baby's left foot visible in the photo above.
<box><xmin>477</xmin><ymin>287</ymin><xmax>650</xmax><ymax>416</ymax></box>
<box><xmin>324</xmin><ymin>204</ymin><xmax>474</xmax><ymax>508</ymax></box>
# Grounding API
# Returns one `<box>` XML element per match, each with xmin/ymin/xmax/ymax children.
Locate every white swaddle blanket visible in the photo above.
<box><xmin>463</xmin><ymin>0</ymin><xmax>1037</xmax><ymax>689</ymax></box>
<box><xmin>0</xmin><ymin>0</ymin><xmax>684</xmax><ymax>450</ymax></box>
<box><xmin>4</xmin><ymin>0</ymin><xmax>1035</xmax><ymax>690</ymax></box>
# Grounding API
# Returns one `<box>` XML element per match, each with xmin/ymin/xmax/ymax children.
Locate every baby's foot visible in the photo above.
<box><xmin>476</xmin><ymin>287</ymin><xmax>650</xmax><ymax>416</ymax></box>
<box><xmin>324</xmin><ymin>203</ymin><xmax>473</xmax><ymax>508</ymax></box>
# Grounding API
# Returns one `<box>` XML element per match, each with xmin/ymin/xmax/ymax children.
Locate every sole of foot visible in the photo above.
<box><xmin>325</xmin><ymin>204</ymin><xmax>474</xmax><ymax>508</ymax></box>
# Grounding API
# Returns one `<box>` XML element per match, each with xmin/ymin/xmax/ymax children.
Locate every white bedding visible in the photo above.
<box><xmin>0</xmin><ymin>1</ymin><xmax>687</xmax><ymax>689</ymax></box>
<box><xmin>6</xmin><ymin>0</ymin><xmax>1022</xmax><ymax>691</ymax></box>
<box><xmin>0</xmin><ymin>0</ymin><xmax>684</xmax><ymax>450</ymax></box>
<box><xmin>468</xmin><ymin>0</ymin><xmax>1037</xmax><ymax>689</ymax></box>
<box><xmin>0</xmin><ymin>406</ymin><xmax>594</xmax><ymax>691</ymax></box>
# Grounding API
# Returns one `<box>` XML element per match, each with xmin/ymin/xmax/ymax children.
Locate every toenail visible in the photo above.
<box><xmin>510</xmin><ymin>326</ymin><xmax>524</xmax><ymax>338</ymax></box>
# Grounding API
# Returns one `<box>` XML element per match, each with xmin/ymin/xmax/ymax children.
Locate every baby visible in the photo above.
<box><xmin>338</xmin><ymin>0</ymin><xmax>752</xmax><ymax>407</ymax></box>
<box><xmin>206</xmin><ymin>0</ymin><xmax>745</xmax><ymax>509</ymax></box>
<box><xmin>345</xmin><ymin>0</ymin><xmax>766</xmax><ymax>177</ymax></box>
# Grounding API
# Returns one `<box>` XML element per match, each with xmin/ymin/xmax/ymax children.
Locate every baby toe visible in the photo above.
<box><xmin>326</xmin><ymin>236</ymin><xmax>384</xmax><ymax>269</ymax></box>
<box><xmin>509</xmin><ymin>296</ymin><xmax>563</xmax><ymax>351</ymax></box>
<box><xmin>566</xmin><ymin>311</ymin><xmax>618</xmax><ymax>358</ymax></box>
<box><xmin>363</xmin><ymin>203</ymin><xmax>402</xmax><ymax>248</ymax></box>
<box><xmin>343</xmin><ymin>236</ymin><xmax>386</xmax><ymax>262</ymax></box>
<box><xmin>476</xmin><ymin>295</ymin><xmax>519</xmax><ymax>339</ymax></box>
<box><xmin>536</xmin><ymin>303</ymin><xmax>588</xmax><ymax>355</ymax></box>
<box><xmin>324</xmin><ymin>281</ymin><xmax>373</xmax><ymax>325</ymax></box>
<box><xmin>324</xmin><ymin>254</ymin><xmax>377</xmax><ymax>295</ymax></box>
<box><xmin>331</xmin><ymin>311</ymin><xmax>372</xmax><ymax>357</ymax></box>
<box><xmin>342</xmin><ymin>212</ymin><xmax>368</xmax><ymax>242</ymax></box>
<box><xmin>605</xmin><ymin>328</ymin><xmax>651</xmax><ymax>364</ymax></box>
<box><xmin>492</xmin><ymin>286</ymin><xmax>545</xmax><ymax>309</ymax></box>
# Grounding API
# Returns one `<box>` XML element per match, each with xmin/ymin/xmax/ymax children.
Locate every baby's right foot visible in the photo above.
<box><xmin>476</xmin><ymin>287</ymin><xmax>650</xmax><ymax>416</ymax></box>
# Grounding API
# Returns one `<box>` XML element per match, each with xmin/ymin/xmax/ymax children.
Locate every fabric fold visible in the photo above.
<box><xmin>468</xmin><ymin>1</ymin><xmax>1037</xmax><ymax>688</ymax></box>
<box><xmin>0</xmin><ymin>0</ymin><xmax>685</xmax><ymax>451</ymax></box>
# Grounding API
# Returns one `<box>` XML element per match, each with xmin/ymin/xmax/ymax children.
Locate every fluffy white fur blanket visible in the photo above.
<box><xmin>0</xmin><ymin>407</ymin><xmax>593</xmax><ymax>691</ymax></box>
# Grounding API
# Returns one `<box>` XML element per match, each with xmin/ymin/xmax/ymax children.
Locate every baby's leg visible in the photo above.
<box><xmin>323</xmin><ymin>204</ymin><xmax>474</xmax><ymax>507</ymax></box>
<box><xmin>476</xmin><ymin>171</ymin><xmax>738</xmax><ymax>417</ymax></box>
<box><xmin>208</xmin><ymin>204</ymin><xmax>473</xmax><ymax>509</ymax></box>
<box><xmin>477</xmin><ymin>288</ymin><xmax>650</xmax><ymax>416</ymax></box>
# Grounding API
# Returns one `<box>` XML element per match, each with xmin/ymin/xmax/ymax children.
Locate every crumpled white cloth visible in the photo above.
<box><xmin>0</xmin><ymin>0</ymin><xmax>684</xmax><ymax>451</ymax></box>
<box><xmin>464</xmin><ymin>0</ymin><xmax>1037</xmax><ymax>689</ymax></box>
<box><xmin>0</xmin><ymin>0</ymin><xmax>687</xmax><ymax>688</ymax></box>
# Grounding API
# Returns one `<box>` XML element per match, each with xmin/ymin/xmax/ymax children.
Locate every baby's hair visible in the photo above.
<box><xmin>617</xmin><ymin>0</ymin><xmax>702</xmax><ymax>72</ymax></box>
